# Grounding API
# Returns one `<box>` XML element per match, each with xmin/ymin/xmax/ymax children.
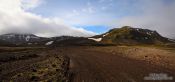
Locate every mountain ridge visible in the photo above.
<box><xmin>0</xmin><ymin>26</ymin><xmax>174</xmax><ymax>46</ymax></box>
<box><xmin>91</xmin><ymin>26</ymin><xmax>171</xmax><ymax>45</ymax></box>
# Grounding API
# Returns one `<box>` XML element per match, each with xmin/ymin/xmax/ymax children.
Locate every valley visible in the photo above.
<box><xmin>1</xmin><ymin>0</ymin><xmax>175</xmax><ymax>81</ymax></box>
<box><xmin>0</xmin><ymin>27</ymin><xmax>175</xmax><ymax>82</ymax></box>
<box><xmin>0</xmin><ymin>46</ymin><xmax>175</xmax><ymax>82</ymax></box>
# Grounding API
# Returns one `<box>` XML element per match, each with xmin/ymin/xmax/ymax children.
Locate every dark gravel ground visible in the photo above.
<box><xmin>0</xmin><ymin>48</ymin><xmax>70</xmax><ymax>82</ymax></box>
<box><xmin>58</xmin><ymin>46</ymin><xmax>175</xmax><ymax>82</ymax></box>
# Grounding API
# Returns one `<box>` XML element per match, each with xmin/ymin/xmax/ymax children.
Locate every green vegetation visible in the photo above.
<box><xmin>101</xmin><ymin>26</ymin><xmax>171</xmax><ymax>45</ymax></box>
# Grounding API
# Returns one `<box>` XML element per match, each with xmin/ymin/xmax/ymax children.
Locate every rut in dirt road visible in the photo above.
<box><xmin>58</xmin><ymin>47</ymin><xmax>175</xmax><ymax>82</ymax></box>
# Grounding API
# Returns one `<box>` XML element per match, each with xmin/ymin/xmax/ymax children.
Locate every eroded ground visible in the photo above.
<box><xmin>0</xmin><ymin>47</ymin><xmax>70</xmax><ymax>82</ymax></box>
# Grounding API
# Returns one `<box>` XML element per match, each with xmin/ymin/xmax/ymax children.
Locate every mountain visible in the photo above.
<box><xmin>91</xmin><ymin>26</ymin><xmax>171</xmax><ymax>45</ymax></box>
<box><xmin>0</xmin><ymin>26</ymin><xmax>173</xmax><ymax>46</ymax></box>
<box><xmin>0</xmin><ymin>33</ymin><xmax>43</xmax><ymax>45</ymax></box>
<box><xmin>46</xmin><ymin>36</ymin><xmax>100</xmax><ymax>46</ymax></box>
<box><xmin>0</xmin><ymin>34</ymin><xmax>99</xmax><ymax>46</ymax></box>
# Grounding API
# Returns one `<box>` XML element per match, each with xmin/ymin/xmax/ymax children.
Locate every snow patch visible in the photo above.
<box><xmin>151</xmin><ymin>31</ymin><xmax>154</xmax><ymax>34</ymax></box>
<box><xmin>103</xmin><ymin>33</ymin><xmax>109</xmax><ymax>37</ymax></box>
<box><xmin>25</xmin><ymin>36</ymin><xmax>30</xmax><ymax>41</ymax></box>
<box><xmin>168</xmin><ymin>39</ymin><xmax>175</xmax><ymax>42</ymax></box>
<box><xmin>146</xmin><ymin>32</ymin><xmax>151</xmax><ymax>35</ymax></box>
<box><xmin>45</xmin><ymin>41</ymin><xmax>54</xmax><ymax>45</ymax></box>
<box><xmin>88</xmin><ymin>38</ymin><xmax>102</xmax><ymax>42</ymax></box>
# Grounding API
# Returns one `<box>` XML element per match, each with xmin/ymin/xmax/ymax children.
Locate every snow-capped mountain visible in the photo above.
<box><xmin>0</xmin><ymin>34</ymin><xmax>96</xmax><ymax>46</ymax></box>
<box><xmin>0</xmin><ymin>33</ymin><xmax>41</xmax><ymax>45</ymax></box>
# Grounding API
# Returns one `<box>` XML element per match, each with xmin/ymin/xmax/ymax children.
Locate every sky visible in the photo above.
<box><xmin>0</xmin><ymin>0</ymin><xmax>175</xmax><ymax>38</ymax></box>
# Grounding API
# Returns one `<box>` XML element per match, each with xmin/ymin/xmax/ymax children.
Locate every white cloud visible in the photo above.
<box><xmin>21</xmin><ymin>0</ymin><xmax>44</xmax><ymax>10</ymax></box>
<box><xmin>116</xmin><ymin>0</ymin><xmax>175</xmax><ymax>38</ymax></box>
<box><xmin>65</xmin><ymin>9</ymin><xmax>80</xmax><ymax>18</ymax></box>
<box><xmin>82</xmin><ymin>7</ymin><xmax>95</xmax><ymax>14</ymax></box>
<box><xmin>81</xmin><ymin>2</ymin><xmax>96</xmax><ymax>14</ymax></box>
<box><xmin>0</xmin><ymin>0</ymin><xmax>95</xmax><ymax>37</ymax></box>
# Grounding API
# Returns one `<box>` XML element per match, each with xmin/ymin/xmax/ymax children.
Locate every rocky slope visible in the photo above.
<box><xmin>0</xmin><ymin>33</ymin><xmax>42</xmax><ymax>45</ymax></box>
<box><xmin>91</xmin><ymin>26</ymin><xmax>171</xmax><ymax>45</ymax></box>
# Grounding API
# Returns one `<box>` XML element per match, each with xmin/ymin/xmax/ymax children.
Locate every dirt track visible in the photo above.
<box><xmin>59</xmin><ymin>47</ymin><xmax>175</xmax><ymax>82</ymax></box>
<box><xmin>1</xmin><ymin>46</ymin><xmax>175</xmax><ymax>82</ymax></box>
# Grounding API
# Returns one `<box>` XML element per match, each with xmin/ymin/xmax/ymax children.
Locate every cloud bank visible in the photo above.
<box><xmin>0</xmin><ymin>0</ymin><xmax>95</xmax><ymax>37</ymax></box>
<box><xmin>116</xmin><ymin>0</ymin><xmax>175</xmax><ymax>38</ymax></box>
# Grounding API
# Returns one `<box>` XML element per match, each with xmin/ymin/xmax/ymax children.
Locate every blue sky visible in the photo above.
<box><xmin>28</xmin><ymin>0</ymin><xmax>144</xmax><ymax>33</ymax></box>
<box><xmin>26</xmin><ymin>0</ymin><xmax>175</xmax><ymax>36</ymax></box>
<box><xmin>30</xmin><ymin>0</ymin><xmax>142</xmax><ymax>23</ymax></box>
<box><xmin>0</xmin><ymin>0</ymin><xmax>175</xmax><ymax>38</ymax></box>
<box><xmin>76</xmin><ymin>25</ymin><xmax>110</xmax><ymax>34</ymax></box>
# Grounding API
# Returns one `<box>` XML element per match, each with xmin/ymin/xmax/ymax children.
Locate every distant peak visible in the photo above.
<box><xmin>121</xmin><ymin>26</ymin><xmax>133</xmax><ymax>29</ymax></box>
